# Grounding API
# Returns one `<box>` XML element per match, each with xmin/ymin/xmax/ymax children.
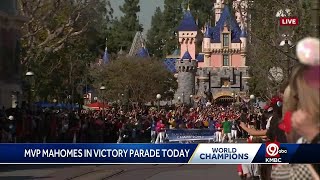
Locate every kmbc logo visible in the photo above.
<box><xmin>265</xmin><ymin>141</ymin><xmax>287</xmax><ymax>163</ymax></box>
<box><xmin>279</xmin><ymin>17</ymin><xmax>299</xmax><ymax>26</ymax></box>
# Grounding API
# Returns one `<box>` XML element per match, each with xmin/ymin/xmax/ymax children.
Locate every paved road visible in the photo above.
<box><xmin>0</xmin><ymin>164</ymin><xmax>239</xmax><ymax>180</ymax></box>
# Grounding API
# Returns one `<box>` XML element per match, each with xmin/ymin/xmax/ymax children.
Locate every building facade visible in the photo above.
<box><xmin>0</xmin><ymin>0</ymin><xmax>26</xmax><ymax>108</ymax></box>
<box><xmin>165</xmin><ymin>1</ymin><xmax>250</xmax><ymax>104</ymax></box>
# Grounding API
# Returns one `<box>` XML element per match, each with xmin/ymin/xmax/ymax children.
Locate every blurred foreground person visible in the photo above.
<box><xmin>271</xmin><ymin>37</ymin><xmax>320</xmax><ymax>180</ymax></box>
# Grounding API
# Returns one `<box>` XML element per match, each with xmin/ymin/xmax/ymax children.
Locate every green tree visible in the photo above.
<box><xmin>19</xmin><ymin>0</ymin><xmax>113</xmax><ymax>66</ymax></box>
<box><xmin>107</xmin><ymin>0</ymin><xmax>143</xmax><ymax>53</ymax></box>
<box><xmin>19</xmin><ymin>0</ymin><xmax>112</xmax><ymax>101</ymax></box>
<box><xmin>161</xmin><ymin>0</ymin><xmax>184</xmax><ymax>56</ymax></box>
<box><xmin>246</xmin><ymin>0</ymin><xmax>313</xmax><ymax>99</ymax></box>
<box><xmin>90</xmin><ymin>57</ymin><xmax>177</xmax><ymax>103</ymax></box>
<box><xmin>146</xmin><ymin>7</ymin><xmax>164</xmax><ymax>58</ymax></box>
<box><xmin>188</xmin><ymin>0</ymin><xmax>215</xmax><ymax>28</ymax></box>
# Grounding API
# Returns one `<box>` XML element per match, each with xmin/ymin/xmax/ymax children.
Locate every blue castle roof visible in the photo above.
<box><xmin>177</xmin><ymin>10</ymin><xmax>198</xmax><ymax>31</ymax></box>
<box><xmin>204</xmin><ymin>24</ymin><xmax>211</xmax><ymax>38</ymax></box>
<box><xmin>182</xmin><ymin>51</ymin><xmax>192</xmax><ymax>60</ymax></box>
<box><xmin>136</xmin><ymin>47</ymin><xmax>149</xmax><ymax>58</ymax></box>
<box><xmin>240</xmin><ymin>28</ymin><xmax>247</xmax><ymax>37</ymax></box>
<box><xmin>210</xmin><ymin>6</ymin><xmax>241</xmax><ymax>43</ymax></box>
<box><xmin>164</xmin><ymin>58</ymin><xmax>176</xmax><ymax>73</ymax></box>
<box><xmin>102</xmin><ymin>48</ymin><xmax>110</xmax><ymax>64</ymax></box>
<box><xmin>196</xmin><ymin>54</ymin><xmax>204</xmax><ymax>62</ymax></box>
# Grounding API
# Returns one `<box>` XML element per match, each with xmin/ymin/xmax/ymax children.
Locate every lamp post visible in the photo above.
<box><xmin>53</xmin><ymin>99</ymin><xmax>57</xmax><ymax>109</ymax></box>
<box><xmin>100</xmin><ymin>85</ymin><xmax>106</xmax><ymax>118</ymax></box>
<box><xmin>276</xmin><ymin>9</ymin><xmax>295</xmax><ymax>80</ymax></box>
<box><xmin>311</xmin><ymin>0</ymin><xmax>319</xmax><ymax>37</ymax></box>
<box><xmin>189</xmin><ymin>95</ymin><xmax>193</xmax><ymax>107</ymax></box>
<box><xmin>279</xmin><ymin>36</ymin><xmax>293</xmax><ymax>79</ymax></box>
<box><xmin>121</xmin><ymin>93</ymin><xmax>124</xmax><ymax>109</ymax></box>
<box><xmin>177</xmin><ymin>96</ymin><xmax>181</xmax><ymax>104</ymax></box>
<box><xmin>25</xmin><ymin>71</ymin><xmax>34</xmax><ymax>108</ymax></box>
<box><xmin>156</xmin><ymin>94</ymin><xmax>161</xmax><ymax>111</ymax></box>
<box><xmin>250</xmin><ymin>94</ymin><xmax>255</xmax><ymax>113</ymax></box>
<box><xmin>231</xmin><ymin>92</ymin><xmax>235</xmax><ymax>103</ymax></box>
<box><xmin>182</xmin><ymin>93</ymin><xmax>185</xmax><ymax>105</ymax></box>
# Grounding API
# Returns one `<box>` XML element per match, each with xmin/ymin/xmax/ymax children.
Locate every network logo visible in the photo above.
<box><xmin>265</xmin><ymin>141</ymin><xmax>287</xmax><ymax>163</ymax></box>
<box><xmin>265</xmin><ymin>142</ymin><xmax>280</xmax><ymax>158</ymax></box>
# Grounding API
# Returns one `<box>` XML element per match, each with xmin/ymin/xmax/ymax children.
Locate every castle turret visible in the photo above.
<box><xmin>240</xmin><ymin>28</ymin><xmax>247</xmax><ymax>54</ymax></box>
<box><xmin>177</xmin><ymin>6</ymin><xmax>198</xmax><ymax>59</ymax></box>
<box><xmin>175</xmin><ymin>51</ymin><xmax>197</xmax><ymax>104</ymax></box>
<box><xmin>203</xmin><ymin>24</ymin><xmax>211</xmax><ymax>67</ymax></box>
<box><xmin>214</xmin><ymin>0</ymin><xmax>224</xmax><ymax>25</ymax></box>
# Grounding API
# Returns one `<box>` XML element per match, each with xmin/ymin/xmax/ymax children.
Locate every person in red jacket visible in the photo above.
<box><xmin>155</xmin><ymin>119</ymin><xmax>165</xmax><ymax>144</ymax></box>
<box><xmin>215</xmin><ymin>121</ymin><xmax>222</xmax><ymax>143</ymax></box>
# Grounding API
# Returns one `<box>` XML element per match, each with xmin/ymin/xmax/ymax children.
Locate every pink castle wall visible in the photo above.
<box><xmin>211</xmin><ymin>54</ymin><xmax>222</xmax><ymax>67</ymax></box>
<box><xmin>180</xmin><ymin>41</ymin><xmax>196</xmax><ymax>59</ymax></box>
<box><xmin>198</xmin><ymin>61</ymin><xmax>205</xmax><ymax>67</ymax></box>
<box><xmin>231</xmin><ymin>54</ymin><xmax>243</xmax><ymax>67</ymax></box>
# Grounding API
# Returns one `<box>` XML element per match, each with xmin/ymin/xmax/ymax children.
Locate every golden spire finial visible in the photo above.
<box><xmin>187</xmin><ymin>0</ymin><xmax>190</xmax><ymax>11</ymax></box>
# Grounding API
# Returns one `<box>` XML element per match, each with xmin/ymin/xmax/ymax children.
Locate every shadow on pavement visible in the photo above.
<box><xmin>0</xmin><ymin>176</ymin><xmax>51</xmax><ymax>180</ymax></box>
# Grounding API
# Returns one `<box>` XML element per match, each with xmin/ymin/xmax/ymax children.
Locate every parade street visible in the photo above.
<box><xmin>0</xmin><ymin>164</ymin><xmax>239</xmax><ymax>180</ymax></box>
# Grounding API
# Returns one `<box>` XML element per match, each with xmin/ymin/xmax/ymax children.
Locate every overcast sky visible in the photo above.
<box><xmin>110</xmin><ymin>0</ymin><xmax>164</xmax><ymax>35</ymax></box>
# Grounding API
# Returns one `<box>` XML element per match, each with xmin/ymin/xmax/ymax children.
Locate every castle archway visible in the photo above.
<box><xmin>213</xmin><ymin>91</ymin><xmax>234</xmax><ymax>106</ymax></box>
<box><xmin>215</xmin><ymin>96</ymin><xmax>234</xmax><ymax>103</ymax></box>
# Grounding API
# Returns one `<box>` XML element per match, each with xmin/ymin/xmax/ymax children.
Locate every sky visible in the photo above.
<box><xmin>110</xmin><ymin>0</ymin><xmax>164</xmax><ymax>35</ymax></box>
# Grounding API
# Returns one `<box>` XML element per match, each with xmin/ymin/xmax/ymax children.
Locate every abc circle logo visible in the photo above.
<box><xmin>266</xmin><ymin>143</ymin><xmax>279</xmax><ymax>157</ymax></box>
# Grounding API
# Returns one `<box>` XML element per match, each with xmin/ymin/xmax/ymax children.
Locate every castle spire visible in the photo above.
<box><xmin>187</xmin><ymin>0</ymin><xmax>190</xmax><ymax>11</ymax></box>
<box><xmin>102</xmin><ymin>37</ymin><xmax>110</xmax><ymax>64</ymax></box>
<box><xmin>105</xmin><ymin>37</ymin><xmax>108</xmax><ymax>50</ymax></box>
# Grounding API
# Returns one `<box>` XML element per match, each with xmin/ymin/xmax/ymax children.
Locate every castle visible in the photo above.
<box><xmin>165</xmin><ymin>0</ymin><xmax>250</xmax><ymax>105</ymax></box>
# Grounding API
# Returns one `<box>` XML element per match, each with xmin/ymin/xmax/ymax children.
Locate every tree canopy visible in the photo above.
<box><xmin>246</xmin><ymin>0</ymin><xmax>313</xmax><ymax>99</ymax></box>
<box><xmin>19</xmin><ymin>0</ymin><xmax>113</xmax><ymax>102</ymax></box>
<box><xmin>90</xmin><ymin>57</ymin><xmax>177</xmax><ymax>103</ymax></box>
<box><xmin>106</xmin><ymin>0</ymin><xmax>143</xmax><ymax>53</ymax></box>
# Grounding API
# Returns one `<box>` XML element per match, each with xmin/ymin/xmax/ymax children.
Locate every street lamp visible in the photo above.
<box><xmin>26</xmin><ymin>71</ymin><xmax>34</xmax><ymax>76</ymax></box>
<box><xmin>100</xmin><ymin>85</ymin><xmax>106</xmax><ymax>117</ymax></box>
<box><xmin>250</xmin><ymin>94</ymin><xmax>255</xmax><ymax>113</ymax></box>
<box><xmin>189</xmin><ymin>95</ymin><xmax>193</xmax><ymax>106</ymax></box>
<box><xmin>276</xmin><ymin>9</ymin><xmax>296</xmax><ymax>80</ymax></box>
<box><xmin>156</xmin><ymin>94</ymin><xmax>161</xmax><ymax>111</ymax></box>
<box><xmin>25</xmin><ymin>71</ymin><xmax>35</xmax><ymax>108</ymax></box>
<box><xmin>177</xmin><ymin>96</ymin><xmax>181</xmax><ymax>104</ymax></box>
<box><xmin>250</xmin><ymin>94</ymin><xmax>255</xmax><ymax>100</ymax></box>
<box><xmin>100</xmin><ymin>85</ymin><xmax>106</xmax><ymax>91</ymax></box>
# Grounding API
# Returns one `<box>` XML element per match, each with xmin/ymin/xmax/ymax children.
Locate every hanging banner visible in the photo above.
<box><xmin>165</xmin><ymin>129</ymin><xmax>215</xmax><ymax>142</ymax></box>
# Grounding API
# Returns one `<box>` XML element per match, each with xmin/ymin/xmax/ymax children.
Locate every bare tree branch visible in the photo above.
<box><xmin>19</xmin><ymin>0</ymin><xmax>94</xmax><ymax>66</ymax></box>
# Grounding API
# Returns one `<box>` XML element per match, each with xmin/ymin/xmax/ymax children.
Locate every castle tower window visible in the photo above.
<box><xmin>223</xmin><ymin>34</ymin><xmax>229</xmax><ymax>47</ymax></box>
<box><xmin>223</xmin><ymin>54</ymin><xmax>229</xmax><ymax>66</ymax></box>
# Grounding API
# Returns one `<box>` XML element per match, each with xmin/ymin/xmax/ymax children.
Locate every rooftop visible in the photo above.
<box><xmin>177</xmin><ymin>9</ymin><xmax>198</xmax><ymax>31</ymax></box>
